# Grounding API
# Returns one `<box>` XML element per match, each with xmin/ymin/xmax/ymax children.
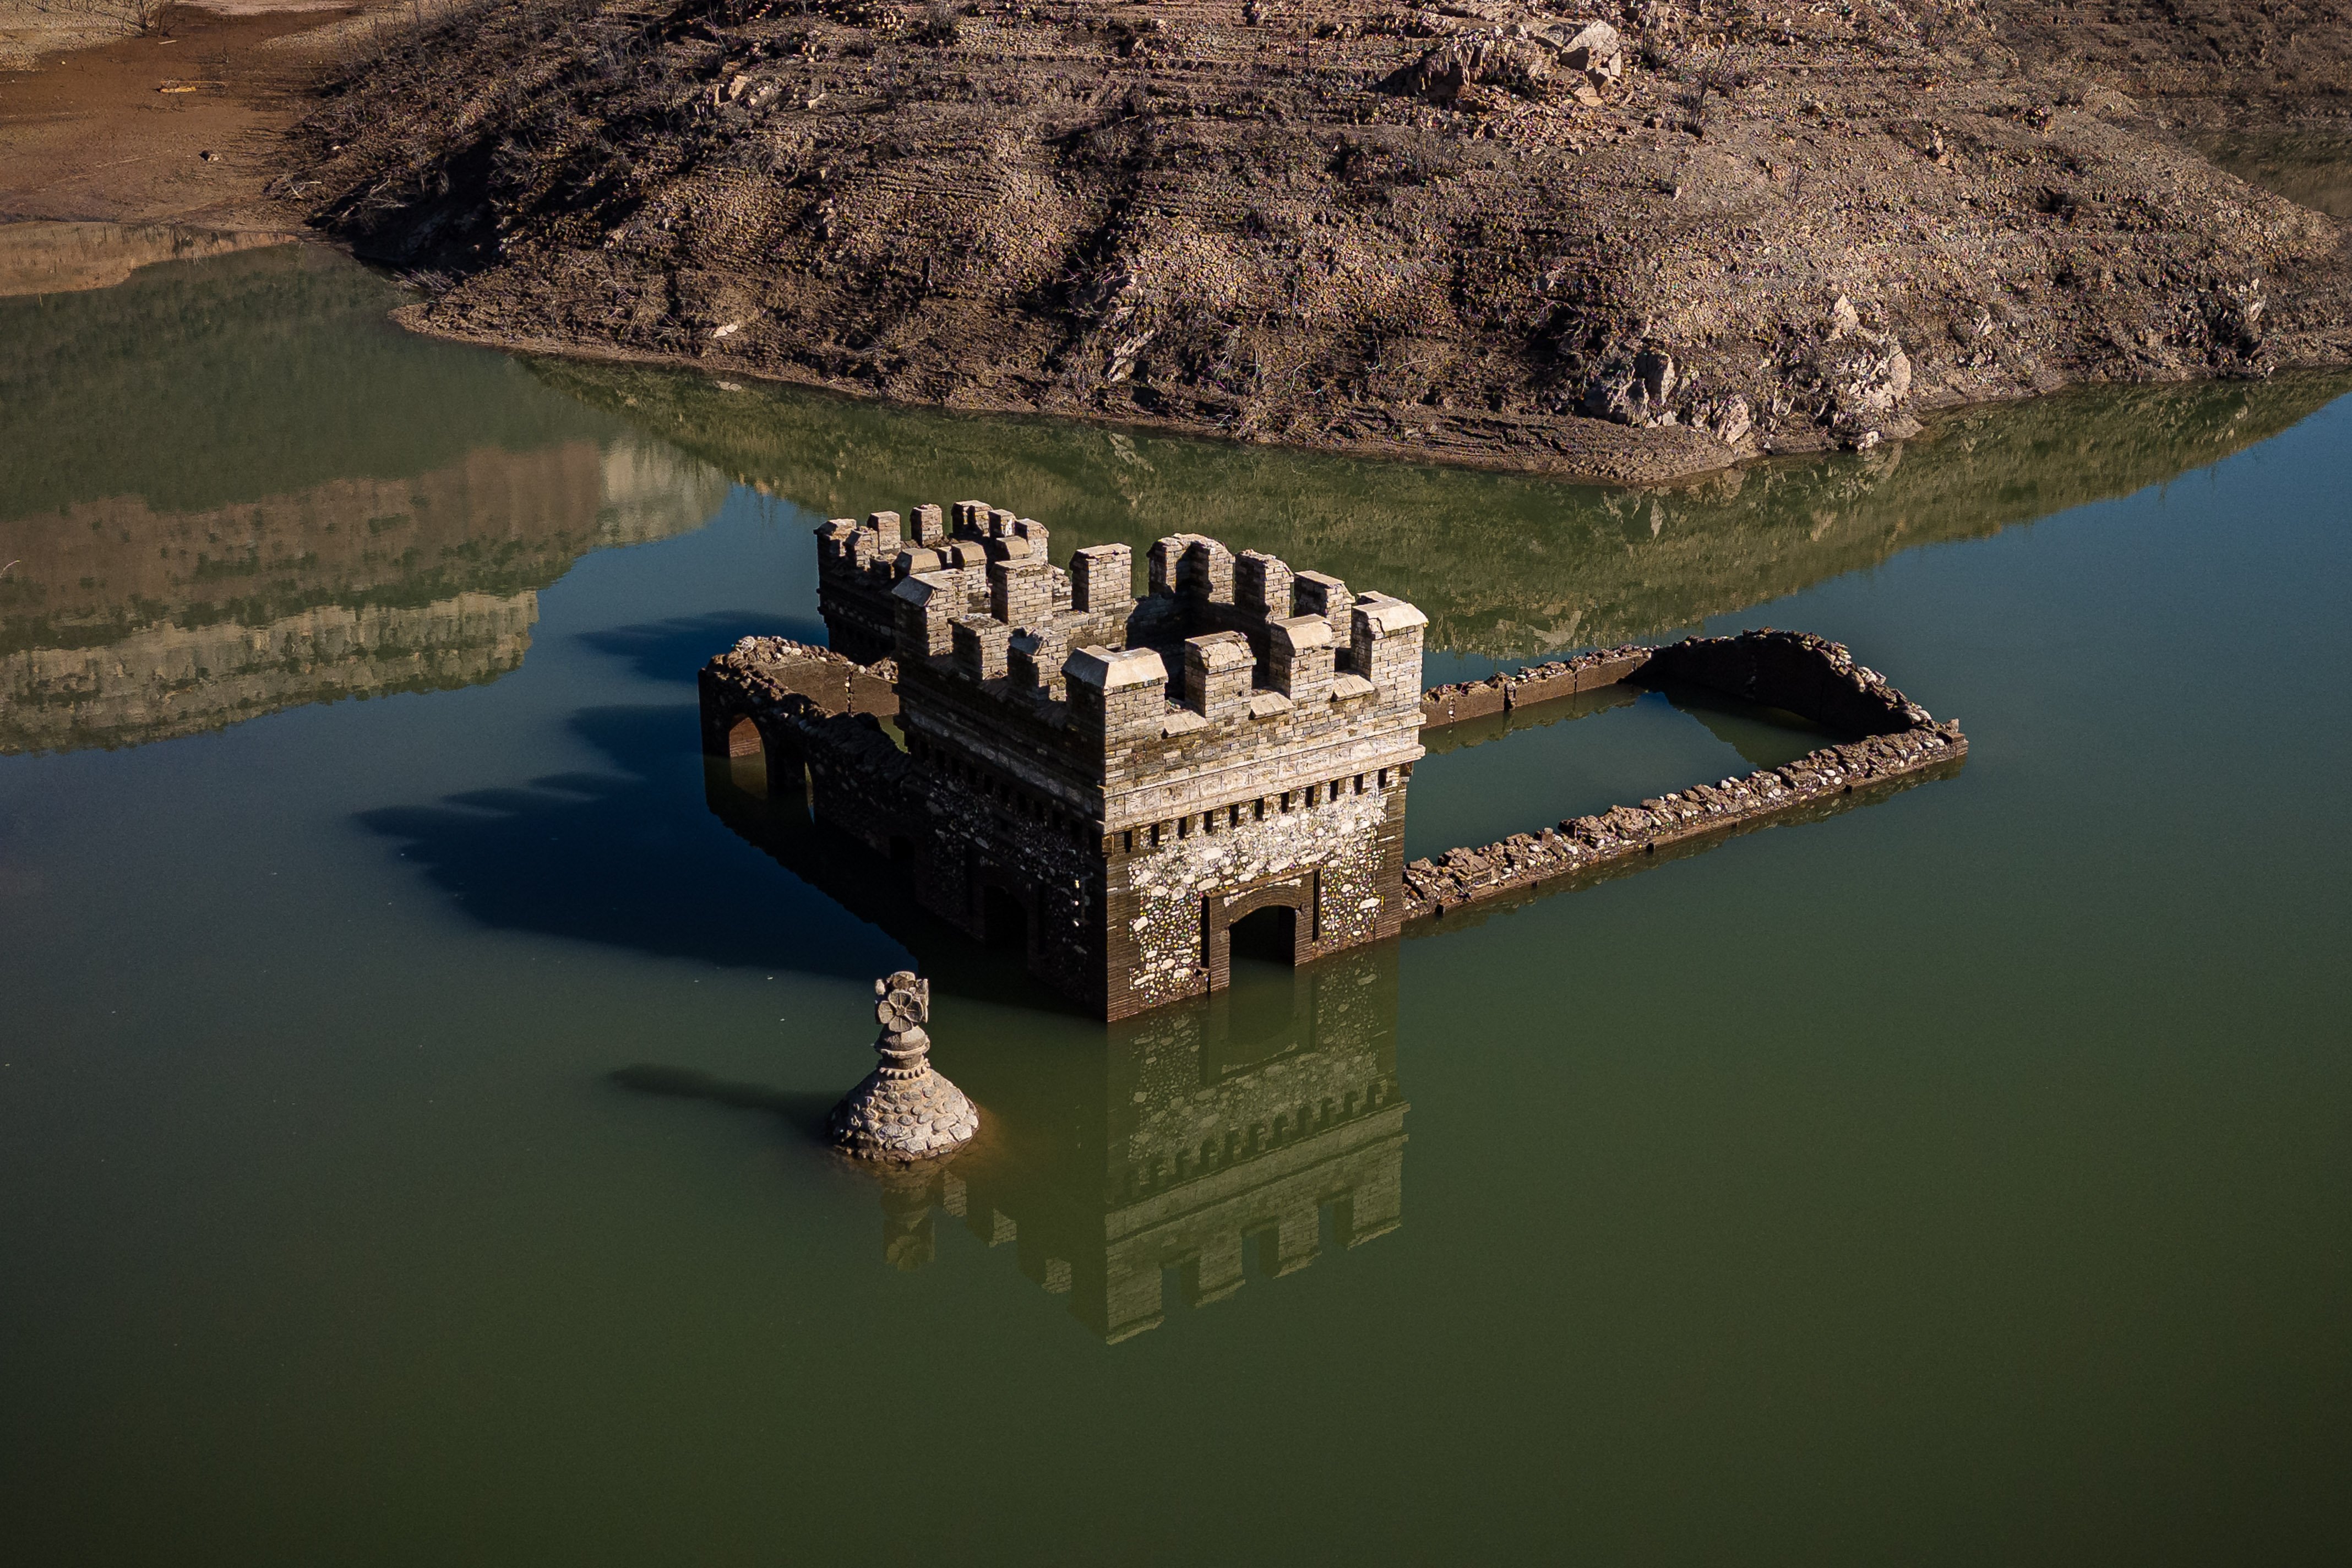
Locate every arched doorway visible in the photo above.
<box><xmin>723</xmin><ymin>716</ymin><xmax>766</xmax><ymax>792</ymax></box>
<box><xmin>1218</xmin><ymin>905</ymin><xmax>1302</xmax><ymax>1061</ymax></box>
<box><xmin>1228</xmin><ymin>904</ymin><xmax>1298</xmax><ymax>965</ymax></box>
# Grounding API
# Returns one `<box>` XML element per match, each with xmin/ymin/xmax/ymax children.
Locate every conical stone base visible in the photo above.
<box><xmin>827</xmin><ymin>1061</ymin><xmax>978</xmax><ymax>1161</ymax></box>
<box><xmin>829</xmin><ymin>978</ymin><xmax>976</xmax><ymax>1160</ymax></box>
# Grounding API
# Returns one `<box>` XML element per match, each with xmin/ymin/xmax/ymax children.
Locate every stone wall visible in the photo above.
<box><xmin>1107</xmin><ymin>775</ymin><xmax>1407</xmax><ymax>1017</ymax></box>
<box><xmin>702</xmin><ymin>624</ymin><xmax>1966</xmax><ymax>992</ymax></box>
<box><xmin>701</xmin><ymin>545</ymin><xmax>1426</xmax><ymax>1021</ymax></box>
<box><xmin>1404</xmin><ymin>630</ymin><xmax>1968</xmax><ymax>920</ymax></box>
<box><xmin>859</xmin><ymin>510</ymin><xmax>1428</xmax><ymax>1018</ymax></box>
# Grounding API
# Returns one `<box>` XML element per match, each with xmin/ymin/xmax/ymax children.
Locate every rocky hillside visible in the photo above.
<box><xmin>291</xmin><ymin>0</ymin><xmax>2352</xmax><ymax>482</ymax></box>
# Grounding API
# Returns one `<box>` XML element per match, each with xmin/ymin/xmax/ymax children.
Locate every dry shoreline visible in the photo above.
<box><xmin>385</xmin><ymin>289</ymin><xmax>2235</xmax><ymax>498</ymax></box>
<box><xmin>289</xmin><ymin>0</ymin><xmax>2352</xmax><ymax>487</ymax></box>
<box><xmin>7</xmin><ymin>0</ymin><xmax>2352</xmax><ymax>488</ymax></box>
<box><xmin>383</xmin><ymin>298</ymin><xmax>1765</xmax><ymax>485</ymax></box>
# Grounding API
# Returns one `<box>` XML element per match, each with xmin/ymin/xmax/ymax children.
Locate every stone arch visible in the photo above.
<box><xmin>1203</xmin><ymin>874</ymin><xmax>1315</xmax><ymax>992</ymax></box>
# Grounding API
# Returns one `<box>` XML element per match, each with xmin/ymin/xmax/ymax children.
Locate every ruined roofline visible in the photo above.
<box><xmin>870</xmin><ymin>517</ymin><xmax>1428</xmax><ymax>794</ymax></box>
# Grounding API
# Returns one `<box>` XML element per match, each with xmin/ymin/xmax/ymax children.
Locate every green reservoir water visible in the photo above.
<box><xmin>3</xmin><ymin>237</ymin><xmax>2350</xmax><ymax>1565</ymax></box>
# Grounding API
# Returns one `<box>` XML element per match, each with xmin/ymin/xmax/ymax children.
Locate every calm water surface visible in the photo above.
<box><xmin>3</xmin><ymin>236</ymin><xmax>2349</xmax><ymax>1565</ymax></box>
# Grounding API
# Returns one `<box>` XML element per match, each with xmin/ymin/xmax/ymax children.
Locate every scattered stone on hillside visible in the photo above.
<box><xmin>287</xmin><ymin>0</ymin><xmax>2352</xmax><ymax>486</ymax></box>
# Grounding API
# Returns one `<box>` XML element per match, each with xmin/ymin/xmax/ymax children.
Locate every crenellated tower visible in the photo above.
<box><xmin>709</xmin><ymin>502</ymin><xmax>1427</xmax><ymax>1021</ymax></box>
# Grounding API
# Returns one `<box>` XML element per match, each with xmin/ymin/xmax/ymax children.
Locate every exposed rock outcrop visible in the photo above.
<box><xmin>287</xmin><ymin>0</ymin><xmax>2352</xmax><ymax>481</ymax></box>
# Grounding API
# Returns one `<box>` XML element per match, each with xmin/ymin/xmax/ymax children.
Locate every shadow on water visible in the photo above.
<box><xmin>1660</xmin><ymin>683</ymin><xmax>1849</xmax><ymax>771</ymax></box>
<box><xmin>610</xmin><ymin>934</ymin><xmax>1414</xmax><ymax>1340</ymax></box>
<box><xmin>698</xmin><ymin>749</ymin><xmax>1091</xmax><ymax>1017</ymax></box>
<box><xmin>356</xmin><ymin>613</ymin><xmax>1087</xmax><ymax>1007</ymax></box>
<box><xmin>578</xmin><ymin>610</ymin><xmax>826</xmax><ymax>685</ymax></box>
<box><xmin>606</xmin><ymin>1064</ymin><xmax>840</xmax><ymax>1141</ymax></box>
<box><xmin>357</xmin><ymin>702</ymin><xmax>901</xmax><ymax>982</ymax></box>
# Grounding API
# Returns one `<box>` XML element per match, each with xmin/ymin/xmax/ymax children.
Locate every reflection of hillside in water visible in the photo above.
<box><xmin>0</xmin><ymin>238</ymin><xmax>730</xmax><ymax>753</ymax></box>
<box><xmin>0</xmin><ymin>222</ymin><xmax>296</xmax><ymax>300</ymax></box>
<box><xmin>537</xmin><ymin>359</ymin><xmax>2352</xmax><ymax>657</ymax></box>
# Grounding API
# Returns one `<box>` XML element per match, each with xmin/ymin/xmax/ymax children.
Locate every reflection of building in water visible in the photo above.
<box><xmin>946</xmin><ymin>945</ymin><xmax>1406</xmax><ymax>1343</ymax></box>
<box><xmin>0</xmin><ymin>435</ymin><xmax>726</xmax><ymax>753</ymax></box>
<box><xmin>701</xmin><ymin>758</ymin><xmax>1404</xmax><ymax>1343</ymax></box>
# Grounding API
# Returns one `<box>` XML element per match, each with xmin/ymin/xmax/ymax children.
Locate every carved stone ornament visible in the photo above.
<box><xmin>827</xmin><ymin>971</ymin><xmax>977</xmax><ymax>1161</ymax></box>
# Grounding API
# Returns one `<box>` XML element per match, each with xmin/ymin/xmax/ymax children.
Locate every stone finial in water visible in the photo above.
<box><xmin>827</xmin><ymin>971</ymin><xmax>978</xmax><ymax>1160</ymax></box>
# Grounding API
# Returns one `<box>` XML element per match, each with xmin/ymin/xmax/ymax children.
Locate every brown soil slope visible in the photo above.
<box><xmin>295</xmin><ymin>0</ymin><xmax>2352</xmax><ymax>482</ymax></box>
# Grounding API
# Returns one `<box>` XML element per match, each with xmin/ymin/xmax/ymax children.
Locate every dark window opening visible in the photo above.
<box><xmin>982</xmin><ymin>885</ymin><xmax>1028</xmax><ymax>958</ymax></box>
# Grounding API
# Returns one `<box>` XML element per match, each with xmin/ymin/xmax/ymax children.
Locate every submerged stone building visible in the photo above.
<box><xmin>705</xmin><ymin>502</ymin><xmax>1428</xmax><ymax>1021</ymax></box>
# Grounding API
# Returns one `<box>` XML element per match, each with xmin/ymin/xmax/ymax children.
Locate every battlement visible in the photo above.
<box><xmin>713</xmin><ymin>506</ymin><xmax>1428</xmax><ymax>1020</ymax></box>
<box><xmin>878</xmin><ymin>520</ymin><xmax>1427</xmax><ymax>831</ymax></box>
<box><xmin>815</xmin><ymin>500</ymin><xmax>1068</xmax><ymax>663</ymax></box>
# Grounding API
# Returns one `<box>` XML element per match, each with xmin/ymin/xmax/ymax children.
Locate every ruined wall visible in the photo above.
<box><xmin>1405</xmin><ymin>630</ymin><xmax>1968</xmax><ymax>919</ymax></box>
<box><xmin>906</xmin><ymin>762</ymin><xmax>1108</xmax><ymax>1005</ymax></box>
<box><xmin>884</xmin><ymin>519</ymin><xmax>1428</xmax><ymax>1017</ymax></box>
<box><xmin>714</xmin><ymin>516</ymin><xmax>1431</xmax><ymax>1020</ymax></box>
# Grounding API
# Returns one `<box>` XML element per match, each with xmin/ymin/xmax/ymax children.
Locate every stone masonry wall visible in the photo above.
<box><xmin>1108</xmin><ymin>776</ymin><xmax>1404</xmax><ymax>1016</ymax></box>
<box><xmin>879</xmin><ymin>515</ymin><xmax>1427</xmax><ymax>1018</ymax></box>
<box><xmin>1404</xmin><ymin>629</ymin><xmax>1967</xmax><ymax>919</ymax></box>
<box><xmin>699</xmin><ymin>625</ymin><xmax>1964</xmax><ymax>1001</ymax></box>
<box><xmin>908</xmin><ymin>761</ymin><xmax>1108</xmax><ymax>1004</ymax></box>
<box><xmin>705</xmin><ymin>525</ymin><xmax>1427</xmax><ymax>1021</ymax></box>
<box><xmin>818</xmin><ymin>500</ymin><xmax>1063</xmax><ymax>664</ymax></box>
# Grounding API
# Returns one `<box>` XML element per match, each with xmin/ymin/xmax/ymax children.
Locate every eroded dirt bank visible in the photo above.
<box><xmin>0</xmin><ymin>2</ymin><xmax>374</xmax><ymax>228</ymax></box>
<box><xmin>208</xmin><ymin>2</ymin><xmax>2352</xmax><ymax>478</ymax></box>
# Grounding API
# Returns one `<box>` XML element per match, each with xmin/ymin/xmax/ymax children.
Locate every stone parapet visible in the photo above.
<box><xmin>1403</xmin><ymin>726</ymin><xmax>1966</xmax><ymax>920</ymax></box>
<box><xmin>886</xmin><ymin>522</ymin><xmax>1427</xmax><ymax>829</ymax></box>
<box><xmin>819</xmin><ymin>499</ymin><xmax>1067</xmax><ymax>663</ymax></box>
